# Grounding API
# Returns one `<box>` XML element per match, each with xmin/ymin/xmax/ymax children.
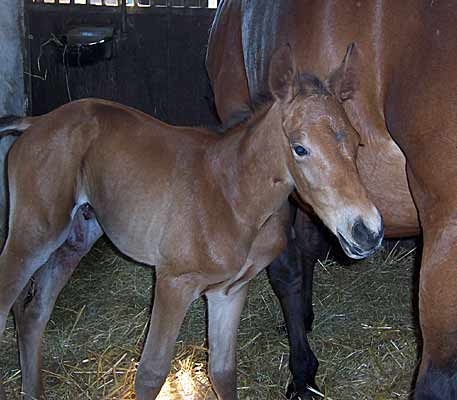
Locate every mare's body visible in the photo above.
<box><xmin>206</xmin><ymin>1</ymin><xmax>457</xmax><ymax>399</ymax></box>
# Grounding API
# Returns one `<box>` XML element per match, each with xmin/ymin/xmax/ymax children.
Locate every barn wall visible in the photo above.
<box><xmin>26</xmin><ymin>5</ymin><xmax>218</xmax><ymax>127</ymax></box>
<box><xmin>0</xmin><ymin>1</ymin><xmax>25</xmax><ymax>116</ymax></box>
<box><xmin>0</xmin><ymin>1</ymin><xmax>25</xmax><ymax>240</ymax></box>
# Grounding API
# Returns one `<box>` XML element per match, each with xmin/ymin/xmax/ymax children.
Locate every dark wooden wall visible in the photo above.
<box><xmin>25</xmin><ymin>3</ymin><xmax>218</xmax><ymax>127</ymax></box>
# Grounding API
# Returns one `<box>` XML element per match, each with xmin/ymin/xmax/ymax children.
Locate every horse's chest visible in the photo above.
<box><xmin>158</xmin><ymin>212</ymin><xmax>252</xmax><ymax>275</ymax></box>
<box><xmin>205</xmin><ymin>215</ymin><xmax>288</xmax><ymax>294</ymax></box>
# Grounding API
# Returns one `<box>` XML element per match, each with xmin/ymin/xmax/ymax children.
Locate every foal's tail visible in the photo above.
<box><xmin>0</xmin><ymin>115</ymin><xmax>33</xmax><ymax>137</ymax></box>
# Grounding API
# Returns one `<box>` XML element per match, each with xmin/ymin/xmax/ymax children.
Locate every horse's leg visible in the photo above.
<box><xmin>267</xmin><ymin>208</ymin><xmax>330</xmax><ymax>400</ymax></box>
<box><xmin>383</xmin><ymin>77</ymin><xmax>457</xmax><ymax>396</ymax></box>
<box><xmin>134</xmin><ymin>271</ymin><xmax>200</xmax><ymax>399</ymax></box>
<box><xmin>0</xmin><ymin>177</ymin><xmax>78</xmax><ymax>398</ymax></box>
<box><xmin>294</xmin><ymin>210</ymin><xmax>330</xmax><ymax>333</ymax></box>
<box><xmin>413</xmin><ymin>213</ymin><xmax>457</xmax><ymax>398</ymax></box>
<box><xmin>12</xmin><ymin>206</ymin><xmax>102</xmax><ymax>400</ymax></box>
<box><xmin>408</xmin><ymin>188</ymin><xmax>457</xmax><ymax>398</ymax></box>
<box><xmin>0</xmin><ymin>229</ymin><xmax>72</xmax><ymax>399</ymax></box>
<box><xmin>206</xmin><ymin>285</ymin><xmax>249</xmax><ymax>400</ymax></box>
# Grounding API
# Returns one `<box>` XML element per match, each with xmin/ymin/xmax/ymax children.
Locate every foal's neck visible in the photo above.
<box><xmin>207</xmin><ymin>103</ymin><xmax>294</xmax><ymax>228</ymax></box>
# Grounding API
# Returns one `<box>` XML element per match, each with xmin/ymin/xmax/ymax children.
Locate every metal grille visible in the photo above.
<box><xmin>32</xmin><ymin>0</ymin><xmax>219</xmax><ymax>8</ymax></box>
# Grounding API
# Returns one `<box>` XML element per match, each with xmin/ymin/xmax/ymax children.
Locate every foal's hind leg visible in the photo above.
<box><xmin>206</xmin><ymin>285</ymin><xmax>248</xmax><ymax>400</ymax></box>
<box><xmin>134</xmin><ymin>270</ymin><xmax>201</xmax><ymax>399</ymax></box>
<box><xmin>12</xmin><ymin>206</ymin><xmax>102</xmax><ymax>400</ymax></box>
<box><xmin>0</xmin><ymin>226</ymin><xmax>72</xmax><ymax>399</ymax></box>
<box><xmin>0</xmin><ymin>191</ymin><xmax>79</xmax><ymax>397</ymax></box>
<box><xmin>0</xmin><ymin>211</ymin><xmax>73</xmax><ymax>334</ymax></box>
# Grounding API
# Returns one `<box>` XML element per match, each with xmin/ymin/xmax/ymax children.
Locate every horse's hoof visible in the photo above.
<box><xmin>286</xmin><ymin>382</ymin><xmax>321</xmax><ymax>400</ymax></box>
<box><xmin>288</xmin><ymin>392</ymin><xmax>320</xmax><ymax>400</ymax></box>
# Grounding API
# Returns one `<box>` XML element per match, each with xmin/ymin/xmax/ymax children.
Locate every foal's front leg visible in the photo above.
<box><xmin>206</xmin><ymin>285</ymin><xmax>249</xmax><ymax>400</ymax></box>
<box><xmin>135</xmin><ymin>270</ymin><xmax>200</xmax><ymax>399</ymax></box>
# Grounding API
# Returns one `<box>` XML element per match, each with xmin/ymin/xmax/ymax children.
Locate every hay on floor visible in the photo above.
<box><xmin>1</xmin><ymin>238</ymin><xmax>419</xmax><ymax>399</ymax></box>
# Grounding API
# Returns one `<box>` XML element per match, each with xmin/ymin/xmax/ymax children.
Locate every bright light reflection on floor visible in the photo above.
<box><xmin>156</xmin><ymin>357</ymin><xmax>216</xmax><ymax>400</ymax></box>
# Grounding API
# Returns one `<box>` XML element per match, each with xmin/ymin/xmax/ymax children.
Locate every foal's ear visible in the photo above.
<box><xmin>326</xmin><ymin>43</ymin><xmax>359</xmax><ymax>102</ymax></box>
<box><xmin>268</xmin><ymin>44</ymin><xmax>297</xmax><ymax>101</ymax></box>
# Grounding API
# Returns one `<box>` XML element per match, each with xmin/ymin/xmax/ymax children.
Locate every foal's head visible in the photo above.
<box><xmin>269</xmin><ymin>45</ymin><xmax>383</xmax><ymax>259</ymax></box>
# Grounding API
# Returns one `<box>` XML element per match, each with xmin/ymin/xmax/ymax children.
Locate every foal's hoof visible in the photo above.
<box><xmin>286</xmin><ymin>382</ymin><xmax>321</xmax><ymax>400</ymax></box>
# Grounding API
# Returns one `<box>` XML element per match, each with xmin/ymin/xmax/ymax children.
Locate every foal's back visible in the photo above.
<box><xmin>9</xmin><ymin>99</ymin><xmax>219</xmax><ymax>265</ymax></box>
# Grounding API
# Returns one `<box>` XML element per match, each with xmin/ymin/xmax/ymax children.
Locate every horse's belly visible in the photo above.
<box><xmin>357</xmin><ymin>137</ymin><xmax>420</xmax><ymax>237</ymax></box>
<box><xmin>109</xmin><ymin>221</ymin><xmax>165</xmax><ymax>265</ymax></box>
<box><xmin>86</xmin><ymin>184</ymin><xmax>171</xmax><ymax>266</ymax></box>
<box><xmin>97</xmin><ymin>206</ymin><xmax>166</xmax><ymax>265</ymax></box>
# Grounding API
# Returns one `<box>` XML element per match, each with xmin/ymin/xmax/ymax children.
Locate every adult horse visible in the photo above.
<box><xmin>0</xmin><ymin>48</ymin><xmax>383</xmax><ymax>400</ymax></box>
<box><xmin>206</xmin><ymin>1</ymin><xmax>457</xmax><ymax>399</ymax></box>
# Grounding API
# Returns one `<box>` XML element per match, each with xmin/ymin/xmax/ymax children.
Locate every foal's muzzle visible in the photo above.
<box><xmin>338</xmin><ymin>217</ymin><xmax>384</xmax><ymax>259</ymax></box>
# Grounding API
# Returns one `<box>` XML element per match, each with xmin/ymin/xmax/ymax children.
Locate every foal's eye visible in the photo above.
<box><xmin>293</xmin><ymin>144</ymin><xmax>310</xmax><ymax>157</ymax></box>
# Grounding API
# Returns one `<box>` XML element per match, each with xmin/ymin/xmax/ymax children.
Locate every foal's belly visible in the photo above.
<box><xmin>85</xmin><ymin>179</ymin><xmax>172</xmax><ymax>266</ymax></box>
<box><xmin>94</xmin><ymin>201</ymin><xmax>167</xmax><ymax>266</ymax></box>
<box><xmin>357</xmin><ymin>136</ymin><xmax>420</xmax><ymax>237</ymax></box>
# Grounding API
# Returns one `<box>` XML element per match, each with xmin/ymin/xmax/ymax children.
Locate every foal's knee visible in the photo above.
<box><xmin>14</xmin><ymin>282</ymin><xmax>49</xmax><ymax>332</ymax></box>
<box><xmin>14</xmin><ymin>303</ymin><xmax>49</xmax><ymax>338</ymax></box>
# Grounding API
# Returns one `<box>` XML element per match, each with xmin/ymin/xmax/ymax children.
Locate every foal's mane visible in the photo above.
<box><xmin>219</xmin><ymin>72</ymin><xmax>331</xmax><ymax>133</ymax></box>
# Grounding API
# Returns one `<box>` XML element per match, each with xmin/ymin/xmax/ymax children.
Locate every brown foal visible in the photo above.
<box><xmin>0</xmin><ymin>47</ymin><xmax>382</xmax><ymax>399</ymax></box>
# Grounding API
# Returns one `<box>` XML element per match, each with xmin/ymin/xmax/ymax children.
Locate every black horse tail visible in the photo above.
<box><xmin>0</xmin><ymin>115</ymin><xmax>33</xmax><ymax>137</ymax></box>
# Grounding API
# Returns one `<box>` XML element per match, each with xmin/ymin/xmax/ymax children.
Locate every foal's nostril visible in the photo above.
<box><xmin>352</xmin><ymin>218</ymin><xmax>370</xmax><ymax>244</ymax></box>
<box><xmin>351</xmin><ymin>218</ymin><xmax>383</xmax><ymax>251</ymax></box>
